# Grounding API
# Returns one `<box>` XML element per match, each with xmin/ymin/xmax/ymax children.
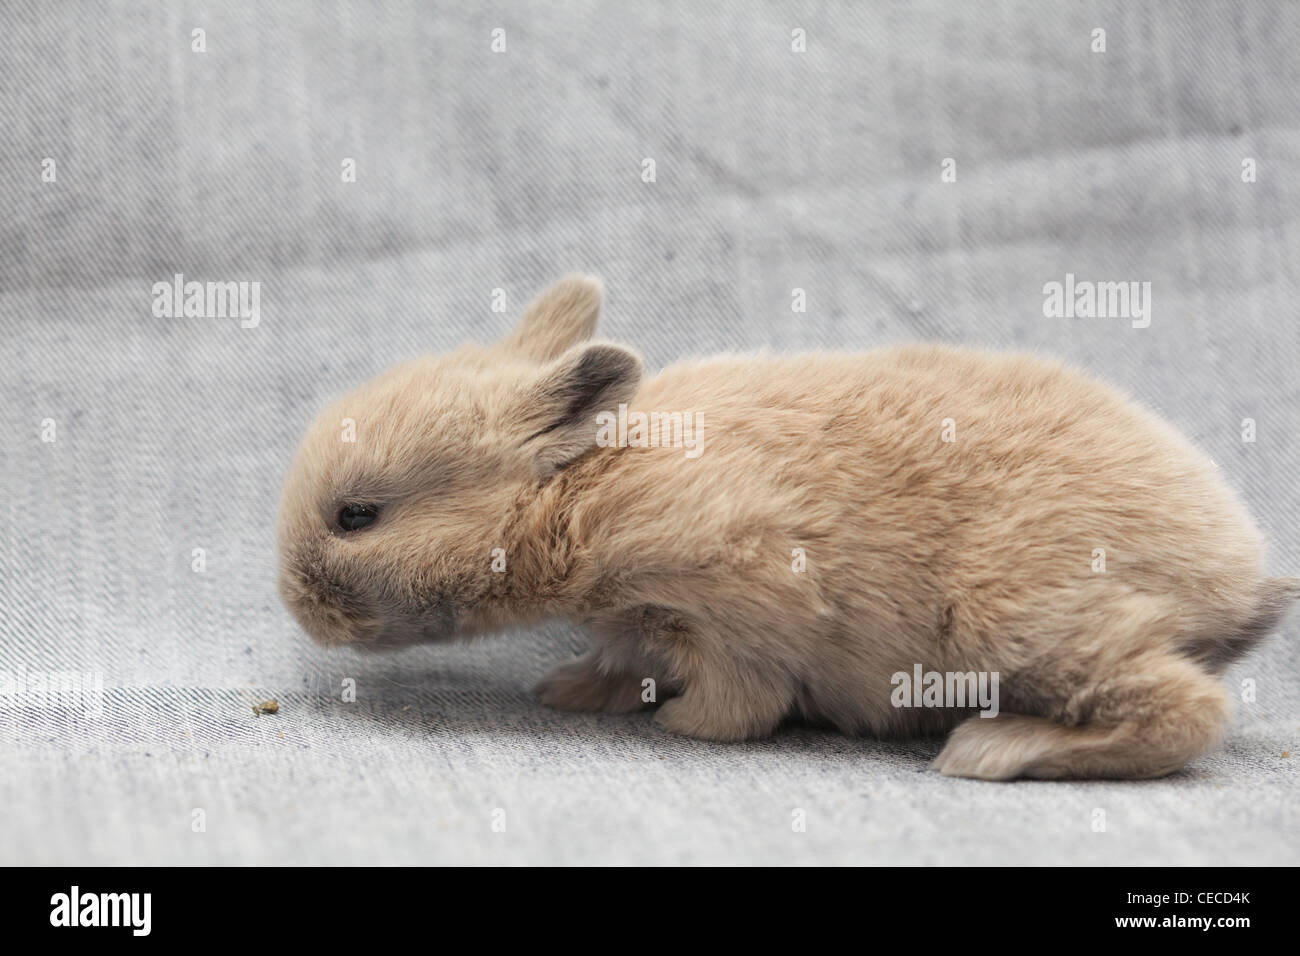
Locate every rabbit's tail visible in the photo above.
<box><xmin>1189</xmin><ymin>577</ymin><xmax>1300</xmax><ymax>674</ymax></box>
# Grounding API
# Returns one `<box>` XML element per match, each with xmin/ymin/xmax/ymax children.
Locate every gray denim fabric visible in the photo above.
<box><xmin>2</xmin><ymin>0</ymin><xmax>1297</xmax><ymax>865</ymax></box>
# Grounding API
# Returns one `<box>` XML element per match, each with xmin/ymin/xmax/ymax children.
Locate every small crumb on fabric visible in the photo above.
<box><xmin>252</xmin><ymin>699</ymin><xmax>279</xmax><ymax>716</ymax></box>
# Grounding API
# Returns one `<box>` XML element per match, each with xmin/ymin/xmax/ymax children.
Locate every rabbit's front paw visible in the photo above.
<box><xmin>535</xmin><ymin>654</ymin><xmax>645</xmax><ymax>713</ymax></box>
<box><xmin>654</xmin><ymin>691</ymin><xmax>782</xmax><ymax>743</ymax></box>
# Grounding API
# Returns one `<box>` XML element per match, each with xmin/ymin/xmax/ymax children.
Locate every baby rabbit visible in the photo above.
<box><xmin>278</xmin><ymin>275</ymin><xmax>1297</xmax><ymax>780</ymax></box>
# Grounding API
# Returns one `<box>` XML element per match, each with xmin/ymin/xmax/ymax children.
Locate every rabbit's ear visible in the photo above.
<box><xmin>500</xmin><ymin>274</ymin><xmax>604</xmax><ymax>363</ymax></box>
<box><xmin>514</xmin><ymin>341</ymin><xmax>642</xmax><ymax>476</ymax></box>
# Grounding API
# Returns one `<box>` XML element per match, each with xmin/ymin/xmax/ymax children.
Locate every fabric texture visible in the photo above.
<box><xmin>1</xmin><ymin>0</ymin><xmax>1297</xmax><ymax>865</ymax></box>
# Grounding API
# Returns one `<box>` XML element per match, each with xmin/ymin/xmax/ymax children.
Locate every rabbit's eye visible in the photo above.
<box><xmin>337</xmin><ymin>504</ymin><xmax>379</xmax><ymax>532</ymax></box>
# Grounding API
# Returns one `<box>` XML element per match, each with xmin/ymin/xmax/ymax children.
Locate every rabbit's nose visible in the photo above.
<box><xmin>278</xmin><ymin>558</ymin><xmax>371</xmax><ymax>647</ymax></box>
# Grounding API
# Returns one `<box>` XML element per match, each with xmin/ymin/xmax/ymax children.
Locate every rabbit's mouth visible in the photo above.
<box><xmin>356</xmin><ymin>599</ymin><xmax>458</xmax><ymax>653</ymax></box>
<box><xmin>280</xmin><ymin>561</ymin><xmax>374</xmax><ymax>648</ymax></box>
<box><xmin>279</xmin><ymin>542</ymin><xmax>460</xmax><ymax>650</ymax></box>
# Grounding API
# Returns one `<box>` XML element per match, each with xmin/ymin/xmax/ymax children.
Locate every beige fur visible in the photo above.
<box><xmin>277</xmin><ymin>275</ymin><xmax>1298</xmax><ymax>780</ymax></box>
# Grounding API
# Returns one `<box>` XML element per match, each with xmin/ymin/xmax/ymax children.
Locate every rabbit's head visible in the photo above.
<box><xmin>276</xmin><ymin>275</ymin><xmax>641</xmax><ymax>650</ymax></box>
